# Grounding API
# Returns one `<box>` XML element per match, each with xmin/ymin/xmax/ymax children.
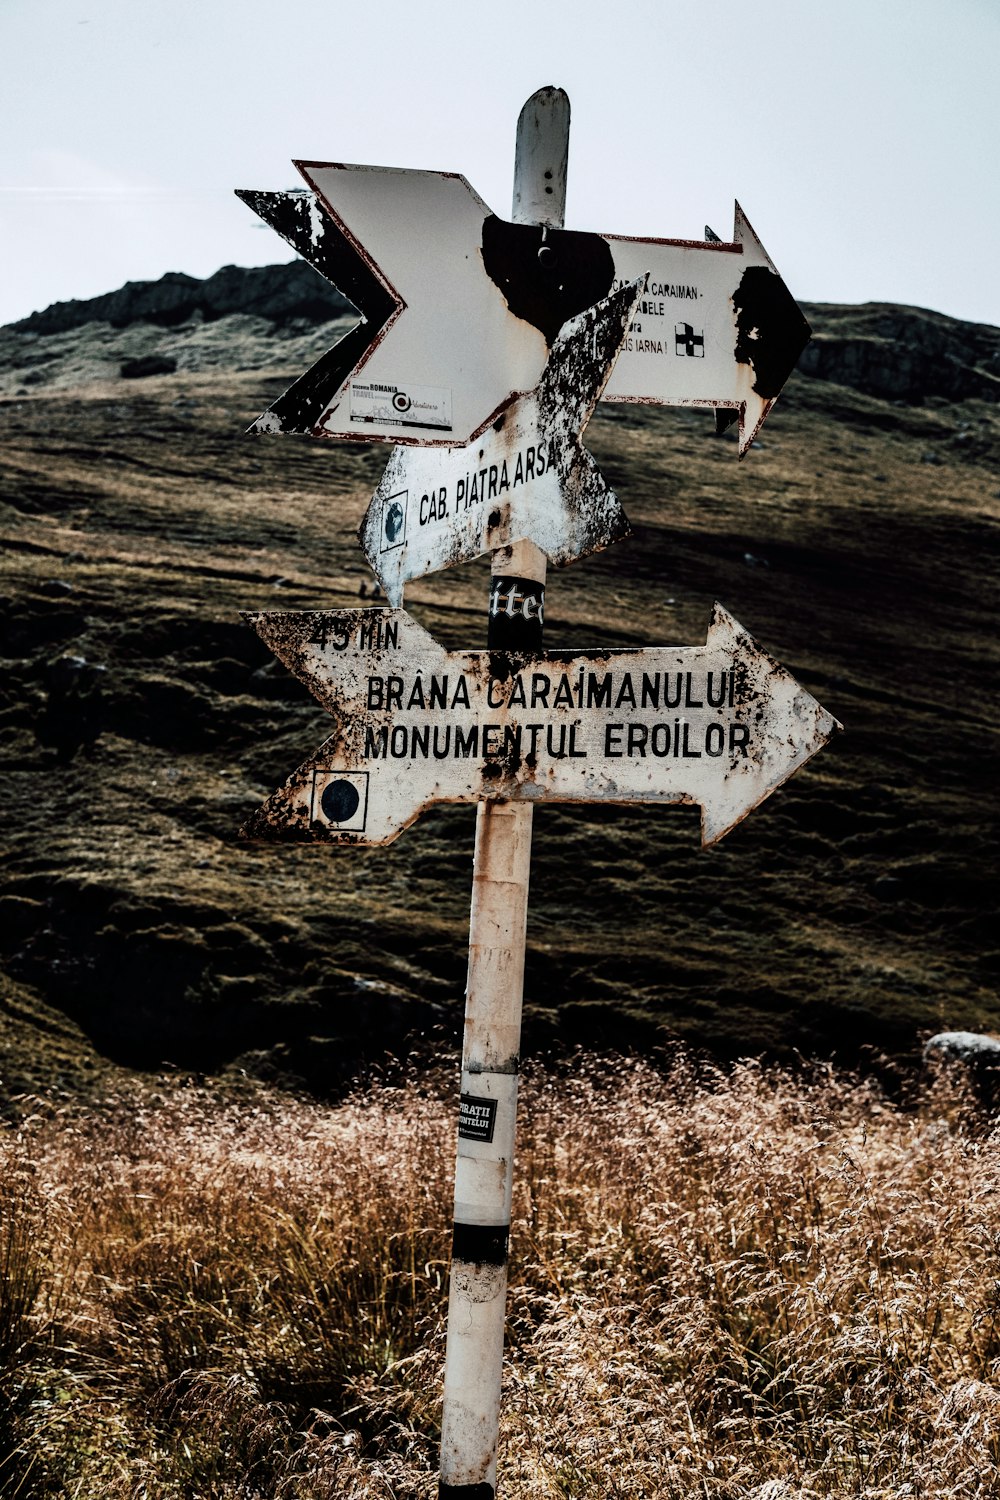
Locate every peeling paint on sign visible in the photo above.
<box><xmin>237</xmin><ymin>169</ymin><xmax>809</xmax><ymax>455</ymax></box>
<box><xmin>233</xmin><ymin>187</ymin><xmax>398</xmax><ymax>436</ymax></box>
<box><xmin>733</xmin><ymin>263</ymin><xmax>812</xmax><ymax>400</ymax></box>
<box><xmin>480</xmin><ymin>216</ymin><xmax>615</xmax><ymax>345</ymax></box>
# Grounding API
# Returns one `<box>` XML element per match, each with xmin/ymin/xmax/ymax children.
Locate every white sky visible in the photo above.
<box><xmin>1</xmin><ymin>0</ymin><xmax>997</xmax><ymax>329</ymax></box>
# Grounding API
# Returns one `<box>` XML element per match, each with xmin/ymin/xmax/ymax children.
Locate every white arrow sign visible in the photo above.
<box><xmin>358</xmin><ymin>279</ymin><xmax>641</xmax><ymax>605</ymax></box>
<box><xmin>238</xmin><ymin>165</ymin><xmax>809</xmax><ymax>456</ymax></box>
<box><xmin>241</xmin><ymin>606</ymin><xmax>839</xmax><ymax>847</ymax></box>
<box><xmin>602</xmin><ymin>203</ymin><xmax>803</xmax><ymax>447</ymax></box>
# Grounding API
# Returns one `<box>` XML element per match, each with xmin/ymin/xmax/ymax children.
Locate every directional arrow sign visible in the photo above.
<box><xmin>241</xmin><ymin>606</ymin><xmax>839</xmax><ymax>848</ymax></box>
<box><xmin>238</xmin><ymin>165</ymin><xmax>809</xmax><ymax>456</ymax></box>
<box><xmin>602</xmin><ymin>203</ymin><xmax>808</xmax><ymax>449</ymax></box>
<box><xmin>358</xmin><ymin>279</ymin><xmax>641</xmax><ymax>605</ymax></box>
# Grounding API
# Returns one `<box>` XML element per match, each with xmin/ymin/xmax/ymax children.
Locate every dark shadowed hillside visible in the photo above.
<box><xmin>1</xmin><ymin>264</ymin><xmax>998</xmax><ymax>1104</ymax></box>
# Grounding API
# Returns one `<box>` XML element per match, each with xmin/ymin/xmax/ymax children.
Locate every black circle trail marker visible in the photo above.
<box><xmin>320</xmin><ymin>778</ymin><xmax>361</xmax><ymax>824</ymax></box>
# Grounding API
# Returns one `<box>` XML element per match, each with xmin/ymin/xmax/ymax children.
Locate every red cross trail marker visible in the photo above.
<box><xmin>358</xmin><ymin>279</ymin><xmax>642</xmax><ymax>605</ymax></box>
<box><xmin>238</xmin><ymin>168</ymin><xmax>809</xmax><ymax>455</ymax></box>
<box><xmin>240</xmin><ymin>605</ymin><xmax>839</xmax><ymax>849</ymax></box>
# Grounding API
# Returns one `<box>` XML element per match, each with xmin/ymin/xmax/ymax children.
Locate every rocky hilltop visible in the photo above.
<box><xmin>800</xmin><ymin>302</ymin><xmax>1000</xmax><ymax>405</ymax></box>
<box><xmin>11</xmin><ymin>261</ymin><xmax>355</xmax><ymax>336</ymax></box>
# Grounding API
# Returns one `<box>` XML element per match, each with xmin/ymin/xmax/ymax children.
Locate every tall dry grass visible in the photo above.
<box><xmin>1</xmin><ymin>1054</ymin><xmax>998</xmax><ymax>1498</ymax></box>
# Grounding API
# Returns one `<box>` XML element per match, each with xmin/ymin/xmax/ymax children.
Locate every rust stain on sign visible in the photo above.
<box><xmin>240</xmin><ymin>606</ymin><xmax>840</xmax><ymax>848</ymax></box>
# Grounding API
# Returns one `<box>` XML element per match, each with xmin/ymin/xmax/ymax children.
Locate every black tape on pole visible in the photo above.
<box><xmin>451</xmin><ymin>1222</ymin><xmax>510</xmax><ymax>1267</ymax></box>
<box><xmin>487</xmin><ymin>575</ymin><xmax>544</xmax><ymax>652</ymax></box>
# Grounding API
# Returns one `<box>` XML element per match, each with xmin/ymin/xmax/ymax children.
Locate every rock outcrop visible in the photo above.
<box><xmin>924</xmin><ymin>1031</ymin><xmax>1000</xmax><ymax>1109</ymax></box>
<box><xmin>799</xmin><ymin>302</ymin><xmax>1000</xmax><ymax>405</ymax></box>
<box><xmin>11</xmin><ymin>261</ymin><xmax>355</xmax><ymax>337</ymax></box>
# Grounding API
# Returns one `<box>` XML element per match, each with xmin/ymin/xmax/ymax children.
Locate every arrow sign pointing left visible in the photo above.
<box><xmin>238</xmin><ymin>165</ymin><xmax>809</xmax><ymax>455</ymax></box>
<box><xmin>241</xmin><ymin>606</ymin><xmax>839</xmax><ymax>847</ymax></box>
<box><xmin>358</xmin><ymin>279</ymin><xmax>641</xmax><ymax>606</ymax></box>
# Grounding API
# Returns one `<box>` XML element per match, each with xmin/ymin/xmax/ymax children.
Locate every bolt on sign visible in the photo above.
<box><xmin>241</xmin><ymin>606</ymin><xmax>839</xmax><ymax>848</ymax></box>
<box><xmin>237</xmin><ymin>172</ymin><xmax>809</xmax><ymax>455</ymax></box>
<box><xmin>358</xmin><ymin>279</ymin><xmax>641</xmax><ymax>605</ymax></box>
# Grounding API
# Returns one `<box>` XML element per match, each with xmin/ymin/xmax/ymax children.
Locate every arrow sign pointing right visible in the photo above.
<box><xmin>601</xmin><ymin>203</ymin><xmax>810</xmax><ymax>451</ymax></box>
<box><xmin>238</xmin><ymin>166</ymin><xmax>809</xmax><ymax>455</ymax></box>
<box><xmin>241</xmin><ymin>605</ymin><xmax>840</xmax><ymax>847</ymax></box>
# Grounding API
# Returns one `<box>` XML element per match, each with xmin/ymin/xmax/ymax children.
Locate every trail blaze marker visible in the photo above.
<box><xmin>238</xmin><ymin>172</ymin><xmax>808</xmax><ymax>455</ymax></box>
<box><xmin>236</xmin><ymin>84</ymin><xmax>831</xmax><ymax>1500</ymax></box>
<box><xmin>241</xmin><ymin>605</ymin><xmax>838</xmax><ymax>848</ymax></box>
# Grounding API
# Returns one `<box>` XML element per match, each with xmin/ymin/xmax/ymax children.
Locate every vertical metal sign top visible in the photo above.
<box><xmin>437</xmin><ymin>87</ymin><xmax>568</xmax><ymax>1500</ymax></box>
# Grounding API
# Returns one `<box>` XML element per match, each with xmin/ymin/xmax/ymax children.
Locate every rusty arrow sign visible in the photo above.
<box><xmin>237</xmin><ymin>166</ymin><xmax>809</xmax><ymax>455</ymax></box>
<box><xmin>240</xmin><ymin>606</ymin><xmax>839</xmax><ymax>848</ymax></box>
<box><xmin>358</xmin><ymin>279</ymin><xmax>641</xmax><ymax>605</ymax></box>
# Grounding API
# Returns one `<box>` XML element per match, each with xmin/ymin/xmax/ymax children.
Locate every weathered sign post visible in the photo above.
<box><xmin>238</xmin><ymin>122</ymin><xmax>808</xmax><ymax>457</ymax></box>
<box><xmin>238</xmin><ymin>86</ymin><xmax>834</xmax><ymax>1499</ymax></box>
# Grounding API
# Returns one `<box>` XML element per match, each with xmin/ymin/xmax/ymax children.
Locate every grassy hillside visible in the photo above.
<box><xmin>0</xmin><ymin>309</ymin><xmax>998</xmax><ymax>1099</ymax></box>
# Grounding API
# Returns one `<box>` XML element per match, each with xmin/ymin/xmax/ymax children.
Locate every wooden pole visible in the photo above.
<box><xmin>437</xmin><ymin>87</ymin><xmax>569</xmax><ymax>1500</ymax></box>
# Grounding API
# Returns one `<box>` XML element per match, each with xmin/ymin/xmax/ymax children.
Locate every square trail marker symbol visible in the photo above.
<box><xmin>310</xmin><ymin>771</ymin><xmax>369</xmax><ymax>833</ymax></box>
<box><xmin>381</xmin><ymin>491</ymin><xmax>407</xmax><ymax>552</ymax></box>
<box><xmin>675</xmin><ymin>322</ymin><xmax>705</xmax><ymax>357</ymax></box>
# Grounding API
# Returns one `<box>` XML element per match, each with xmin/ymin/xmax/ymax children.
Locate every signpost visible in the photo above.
<box><xmin>237</xmin><ymin>85</ymin><xmax>831</xmax><ymax>1499</ymax></box>
<box><xmin>241</xmin><ymin>604</ymin><xmax>838</xmax><ymax>849</ymax></box>
<box><xmin>238</xmin><ymin>161</ymin><xmax>808</xmax><ymax>455</ymax></box>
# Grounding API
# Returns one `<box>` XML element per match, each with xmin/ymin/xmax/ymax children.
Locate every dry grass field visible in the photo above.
<box><xmin>2</xmin><ymin>1056</ymin><xmax>999</xmax><ymax>1497</ymax></box>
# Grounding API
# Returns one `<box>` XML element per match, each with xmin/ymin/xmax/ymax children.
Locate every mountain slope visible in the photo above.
<box><xmin>5</xmin><ymin>260</ymin><xmax>1000</xmax><ymax>406</ymax></box>
<box><xmin>0</xmin><ymin>268</ymin><xmax>998</xmax><ymax>1103</ymax></box>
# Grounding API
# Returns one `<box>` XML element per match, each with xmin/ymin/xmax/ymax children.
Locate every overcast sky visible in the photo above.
<box><xmin>1</xmin><ymin>0</ymin><xmax>997</xmax><ymax>329</ymax></box>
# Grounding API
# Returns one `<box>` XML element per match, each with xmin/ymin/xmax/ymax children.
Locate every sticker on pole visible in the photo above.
<box><xmin>459</xmin><ymin>1094</ymin><xmax>498</xmax><ymax>1144</ymax></box>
